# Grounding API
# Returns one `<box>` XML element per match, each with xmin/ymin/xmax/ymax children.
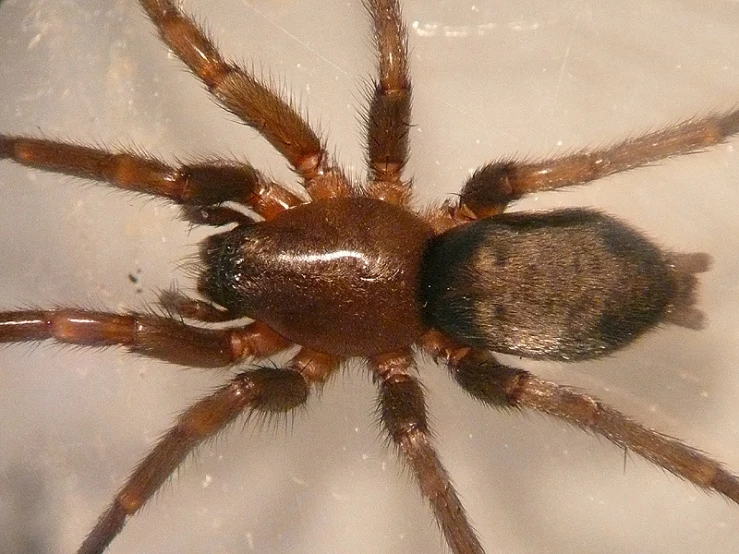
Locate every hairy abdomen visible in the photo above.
<box><xmin>421</xmin><ymin>209</ymin><xmax>707</xmax><ymax>361</ymax></box>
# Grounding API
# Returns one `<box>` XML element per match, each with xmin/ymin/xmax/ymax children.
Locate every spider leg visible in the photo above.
<box><xmin>369</xmin><ymin>350</ymin><xmax>484</xmax><ymax>554</ymax></box>
<box><xmin>77</xmin><ymin>347</ymin><xmax>340</xmax><ymax>554</ymax></box>
<box><xmin>158</xmin><ymin>289</ymin><xmax>238</xmax><ymax>323</ymax></box>
<box><xmin>423</xmin><ymin>331</ymin><xmax>739</xmax><ymax>506</ymax></box>
<box><xmin>0</xmin><ymin>309</ymin><xmax>289</xmax><ymax>368</ymax></box>
<box><xmin>457</xmin><ymin>108</ymin><xmax>739</xmax><ymax>218</ymax></box>
<box><xmin>363</xmin><ymin>0</ymin><xmax>413</xmax><ymax>205</ymax></box>
<box><xmin>138</xmin><ymin>0</ymin><xmax>351</xmax><ymax>199</ymax></box>
<box><xmin>0</xmin><ymin>135</ymin><xmax>300</xmax><ymax>221</ymax></box>
<box><xmin>180</xmin><ymin>204</ymin><xmax>257</xmax><ymax>227</ymax></box>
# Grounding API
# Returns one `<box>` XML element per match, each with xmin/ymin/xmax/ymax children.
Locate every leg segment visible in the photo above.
<box><xmin>364</xmin><ymin>0</ymin><xmax>412</xmax><ymax>205</ymax></box>
<box><xmin>459</xmin><ymin>109</ymin><xmax>739</xmax><ymax>218</ymax></box>
<box><xmin>369</xmin><ymin>350</ymin><xmax>484</xmax><ymax>554</ymax></box>
<box><xmin>158</xmin><ymin>290</ymin><xmax>237</xmax><ymax>323</ymax></box>
<box><xmin>0</xmin><ymin>309</ymin><xmax>289</xmax><ymax>368</ymax></box>
<box><xmin>77</xmin><ymin>347</ymin><xmax>340</xmax><ymax>554</ymax></box>
<box><xmin>138</xmin><ymin>0</ymin><xmax>351</xmax><ymax>198</ymax></box>
<box><xmin>181</xmin><ymin>204</ymin><xmax>257</xmax><ymax>227</ymax></box>
<box><xmin>423</xmin><ymin>331</ymin><xmax>739</xmax><ymax>506</ymax></box>
<box><xmin>0</xmin><ymin>135</ymin><xmax>300</xmax><ymax>220</ymax></box>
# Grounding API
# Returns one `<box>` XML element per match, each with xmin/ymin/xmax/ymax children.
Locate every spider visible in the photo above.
<box><xmin>4</xmin><ymin>1</ymin><xmax>739</xmax><ymax>552</ymax></box>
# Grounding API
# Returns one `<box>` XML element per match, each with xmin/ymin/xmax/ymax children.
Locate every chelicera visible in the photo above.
<box><xmin>1</xmin><ymin>1</ymin><xmax>738</xmax><ymax>553</ymax></box>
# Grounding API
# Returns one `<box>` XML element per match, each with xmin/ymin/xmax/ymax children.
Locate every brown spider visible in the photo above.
<box><xmin>4</xmin><ymin>1</ymin><xmax>739</xmax><ymax>552</ymax></box>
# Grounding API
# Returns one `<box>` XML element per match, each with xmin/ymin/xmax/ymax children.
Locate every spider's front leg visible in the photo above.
<box><xmin>369</xmin><ymin>350</ymin><xmax>484</xmax><ymax>554</ymax></box>
<box><xmin>0</xmin><ymin>135</ymin><xmax>300</xmax><ymax>222</ymax></box>
<box><xmin>423</xmin><ymin>332</ymin><xmax>739</xmax><ymax>506</ymax></box>
<box><xmin>138</xmin><ymin>0</ymin><xmax>351</xmax><ymax>199</ymax></box>
<box><xmin>0</xmin><ymin>309</ymin><xmax>288</xmax><ymax>367</ymax></box>
<box><xmin>77</xmin><ymin>348</ymin><xmax>339</xmax><ymax>554</ymax></box>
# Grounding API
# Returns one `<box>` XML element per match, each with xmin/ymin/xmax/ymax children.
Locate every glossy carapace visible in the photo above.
<box><xmin>200</xmin><ymin>197</ymin><xmax>433</xmax><ymax>357</ymax></box>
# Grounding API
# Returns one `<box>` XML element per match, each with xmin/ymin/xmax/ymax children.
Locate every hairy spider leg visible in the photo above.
<box><xmin>455</xmin><ymin>109</ymin><xmax>739</xmax><ymax>218</ymax></box>
<box><xmin>157</xmin><ymin>289</ymin><xmax>241</xmax><ymax>323</ymax></box>
<box><xmin>370</xmin><ymin>349</ymin><xmax>485</xmax><ymax>554</ymax></box>
<box><xmin>138</xmin><ymin>0</ymin><xmax>351</xmax><ymax>199</ymax></box>
<box><xmin>0</xmin><ymin>135</ymin><xmax>300</xmax><ymax>222</ymax></box>
<box><xmin>363</xmin><ymin>0</ymin><xmax>414</xmax><ymax>205</ymax></box>
<box><xmin>422</xmin><ymin>331</ymin><xmax>739</xmax><ymax>506</ymax></box>
<box><xmin>0</xmin><ymin>310</ymin><xmax>289</xmax><ymax>368</ymax></box>
<box><xmin>77</xmin><ymin>348</ymin><xmax>340</xmax><ymax>554</ymax></box>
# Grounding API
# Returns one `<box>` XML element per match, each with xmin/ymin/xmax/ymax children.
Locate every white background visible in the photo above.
<box><xmin>1</xmin><ymin>1</ymin><xmax>739</xmax><ymax>553</ymax></box>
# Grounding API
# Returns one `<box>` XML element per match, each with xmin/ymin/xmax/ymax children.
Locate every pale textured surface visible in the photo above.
<box><xmin>1</xmin><ymin>1</ymin><xmax>739</xmax><ymax>553</ymax></box>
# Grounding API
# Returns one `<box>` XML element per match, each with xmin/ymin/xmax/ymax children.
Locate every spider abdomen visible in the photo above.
<box><xmin>421</xmin><ymin>209</ymin><xmax>705</xmax><ymax>361</ymax></box>
<box><xmin>199</xmin><ymin>197</ymin><xmax>434</xmax><ymax>357</ymax></box>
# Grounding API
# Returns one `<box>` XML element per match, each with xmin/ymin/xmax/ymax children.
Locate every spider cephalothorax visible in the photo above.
<box><xmin>199</xmin><ymin>197</ymin><xmax>433</xmax><ymax>357</ymax></box>
<box><xmin>1</xmin><ymin>1</ymin><xmax>738</xmax><ymax>553</ymax></box>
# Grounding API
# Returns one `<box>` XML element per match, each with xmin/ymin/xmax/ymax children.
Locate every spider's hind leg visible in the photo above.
<box><xmin>423</xmin><ymin>332</ymin><xmax>739</xmax><ymax>508</ymax></box>
<box><xmin>458</xmin><ymin>109</ymin><xmax>739</xmax><ymax>219</ymax></box>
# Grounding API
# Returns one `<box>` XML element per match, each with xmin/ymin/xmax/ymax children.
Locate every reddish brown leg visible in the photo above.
<box><xmin>364</xmin><ymin>0</ymin><xmax>413</xmax><ymax>205</ymax></box>
<box><xmin>0</xmin><ymin>135</ymin><xmax>300</xmax><ymax>220</ymax></box>
<box><xmin>78</xmin><ymin>348</ymin><xmax>340</xmax><ymax>554</ymax></box>
<box><xmin>369</xmin><ymin>350</ymin><xmax>484</xmax><ymax>554</ymax></box>
<box><xmin>0</xmin><ymin>309</ymin><xmax>289</xmax><ymax>367</ymax></box>
<box><xmin>138</xmin><ymin>0</ymin><xmax>351</xmax><ymax>199</ymax></box>
<box><xmin>423</xmin><ymin>331</ymin><xmax>739</xmax><ymax>506</ymax></box>
<box><xmin>459</xmin><ymin>109</ymin><xmax>739</xmax><ymax>218</ymax></box>
<box><xmin>158</xmin><ymin>290</ymin><xmax>237</xmax><ymax>323</ymax></box>
<box><xmin>180</xmin><ymin>204</ymin><xmax>256</xmax><ymax>227</ymax></box>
